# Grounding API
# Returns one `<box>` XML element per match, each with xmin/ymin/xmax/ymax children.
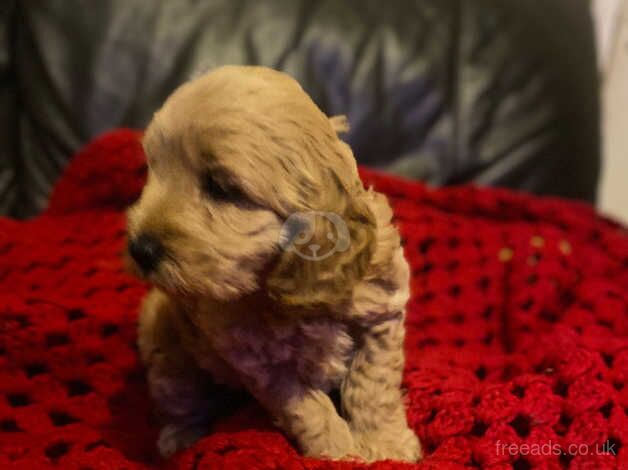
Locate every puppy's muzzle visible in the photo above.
<box><xmin>128</xmin><ymin>234</ymin><xmax>164</xmax><ymax>273</ymax></box>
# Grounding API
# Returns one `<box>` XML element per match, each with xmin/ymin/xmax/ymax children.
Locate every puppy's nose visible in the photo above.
<box><xmin>128</xmin><ymin>234</ymin><xmax>164</xmax><ymax>273</ymax></box>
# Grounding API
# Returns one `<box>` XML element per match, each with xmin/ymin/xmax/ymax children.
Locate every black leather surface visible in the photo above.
<box><xmin>2</xmin><ymin>0</ymin><xmax>600</xmax><ymax>217</ymax></box>
<box><xmin>0</xmin><ymin>1</ymin><xmax>16</xmax><ymax>215</ymax></box>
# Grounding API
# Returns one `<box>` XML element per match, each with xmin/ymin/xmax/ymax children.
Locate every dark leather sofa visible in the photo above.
<box><xmin>0</xmin><ymin>0</ymin><xmax>600</xmax><ymax>218</ymax></box>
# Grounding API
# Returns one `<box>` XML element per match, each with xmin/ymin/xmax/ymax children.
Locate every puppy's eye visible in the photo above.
<box><xmin>201</xmin><ymin>173</ymin><xmax>243</xmax><ymax>202</ymax></box>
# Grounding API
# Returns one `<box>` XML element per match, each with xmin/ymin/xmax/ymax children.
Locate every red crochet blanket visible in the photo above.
<box><xmin>2</xmin><ymin>130</ymin><xmax>628</xmax><ymax>470</ymax></box>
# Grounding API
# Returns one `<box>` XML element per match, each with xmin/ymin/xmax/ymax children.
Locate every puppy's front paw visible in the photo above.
<box><xmin>157</xmin><ymin>423</ymin><xmax>207</xmax><ymax>458</ymax></box>
<box><xmin>300</xmin><ymin>418</ymin><xmax>357</xmax><ymax>461</ymax></box>
<box><xmin>353</xmin><ymin>426</ymin><xmax>422</xmax><ymax>462</ymax></box>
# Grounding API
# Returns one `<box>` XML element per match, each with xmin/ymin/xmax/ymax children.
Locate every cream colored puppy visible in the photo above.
<box><xmin>127</xmin><ymin>66</ymin><xmax>421</xmax><ymax>462</ymax></box>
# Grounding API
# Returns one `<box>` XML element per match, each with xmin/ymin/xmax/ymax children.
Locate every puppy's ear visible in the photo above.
<box><xmin>329</xmin><ymin>115</ymin><xmax>350</xmax><ymax>135</ymax></box>
<box><xmin>267</xmin><ymin>184</ymin><xmax>376</xmax><ymax>309</ymax></box>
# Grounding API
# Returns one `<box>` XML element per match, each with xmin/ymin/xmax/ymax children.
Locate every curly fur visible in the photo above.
<box><xmin>128</xmin><ymin>66</ymin><xmax>422</xmax><ymax>462</ymax></box>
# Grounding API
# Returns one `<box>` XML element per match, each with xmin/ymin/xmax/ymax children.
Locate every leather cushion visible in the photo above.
<box><xmin>4</xmin><ymin>0</ymin><xmax>599</xmax><ymax>217</ymax></box>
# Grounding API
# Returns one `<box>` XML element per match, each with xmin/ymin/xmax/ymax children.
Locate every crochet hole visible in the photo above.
<box><xmin>512</xmin><ymin>457</ymin><xmax>531</xmax><ymax>470</ymax></box>
<box><xmin>534</xmin><ymin>359</ymin><xmax>555</xmax><ymax>375</ymax></box>
<box><xmin>51</xmin><ymin>255</ymin><xmax>71</xmax><ymax>269</ymax></box>
<box><xmin>45</xmin><ymin>441</ymin><xmax>70</xmax><ymax>461</ymax></box>
<box><xmin>216</xmin><ymin>444</ymin><xmax>239</xmax><ymax>456</ymax></box>
<box><xmin>602</xmin><ymin>353</ymin><xmax>614</xmax><ymax>368</ymax></box>
<box><xmin>0</xmin><ymin>418</ymin><xmax>21</xmax><ymax>432</ymax></box>
<box><xmin>425</xmin><ymin>408</ymin><xmax>438</xmax><ymax>424</ymax></box>
<box><xmin>418</xmin><ymin>237</ymin><xmax>435</xmax><ymax>255</ymax></box>
<box><xmin>560</xmin><ymin>290</ymin><xmax>575</xmax><ymax>305</ymax></box>
<box><xmin>553</xmin><ymin>380</ymin><xmax>569</xmax><ymax>397</ymax></box>
<box><xmin>510</xmin><ymin>414</ymin><xmax>531</xmax><ymax>438</ymax></box>
<box><xmin>511</xmin><ymin>385</ymin><xmax>525</xmax><ymax>398</ymax></box>
<box><xmin>46</xmin><ymin>332</ymin><xmax>70</xmax><ymax>348</ymax></box>
<box><xmin>101</xmin><ymin>323</ymin><xmax>119</xmax><ymax>338</ymax></box>
<box><xmin>605</xmin><ymin>290</ymin><xmax>622</xmax><ymax>300</ymax></box>
<box><xmin>84</xmin><ymin>439</ymin><xmax>111</xmax><ymax>452</ymax></box>
<box><xmin>482</xmin><ymin>306</ymin><xmax>493</xmax><ymax>319</ymax></box>
<box><xmin>24</xmin><ymin>260</ymin><xmax>41</xmax><ymax>270</ymax></box>
<box><xmin>470</xmin><ymin>420</ymin><xmax>488</xmax><ymax>437</ymax></box>
<box><xmin>475</xmin><ymin>366</ymin><xmax>487</xmax><ymax>380</ymax></box>
<box><xmin>521</xmin><ymin>298</ymin><xmax>534</xmax><ymax>311</ymax></box>
<box><xmin>417</xmin><ymin>262</ymin><xmax>433</xmax><ymax>274</ymax></box>
<box><xmin>478</xmin><ymin>276</ymin><xmax>490</xmax><ymax>291</ymax></box>
<box><xmin>556</xmin><ymin>413</ymin><xmax>573</xmax><ymax>436</ymax></box>
<box><xmin>86</xmin><ymin>354</ymin><xmax>105</xmax><ymax>365</ymax></box>
<box><xmin>49</xmin><ymin>411</ymin><xmax>79</xmax><ymax>427</ymax></box>
<box><xmin>589</xmin><ymin>229</ymin><xmax>601</xmax><ymax>241</ymax></box>
<box><xmin>423</xmin><ymin>440</ymin><xmax>437</xmax><ymax>455</ymax></box>
<box><xmin>66</xmin><ymin>380</ymin><xmax>93</xmax><ymax>397</ymax></box>
<box><xmin>559</xmin><ymin>452</ymin><xmax>573</xmax><ymax>468</ymax></box>
<box><xmin>7</xmin><ymin>314</ymin><xmax>30</xmax><ymax>328</ymax></box>
<box><xmin>540</xmin><ymin>311</ymin><xmax>559</xmax><ymax>323</ymax></box>
<box><xmin>25</xmin><ymin>362</ymin><xmax>48</xmax><ymax>378</ymax></box>
<box><xmin>418</xmin><ymin>338</ymin><xmax>439</xmax><ymax>348</ymax></box>
<box><xmin>447</xmin><ymin>237</ymin><xmax>460</xmax><ymax>249</ymax></box>
<box><xmin>84</xmin><ymin>267</ymin><xmax>98</xmax><ymax>277</ymax></box>
<box><xmin>7</xmin><ymin>393</ymin><xmax>31</xmax><ymax>407</ymax></box>
<box><xmin>83</xmin><ymin>287</ymin><xmax>99</xmax><ymax>297</ymax></box>
<box><xmin>468</xmin><ymin>456</ymin><xmax>481</xmax><ymax>468</ymax></box>
<box><xmin>449</xmin><ymin>285</ymin><xmax>462</xmax><ymax>297</ymax></box>
<box><xmin>67</xmin><ymin>309</ymin><xmax>86</xmax><ymax>321</ymax></box>
<box><xmin>599</xmin><ymin>401</ymin><xmax>614</xmax><ymax>419</ymax></box>
<box><xmin>527</xmin><ymin>253</ymin><xmax>541</xmax><ymax>265</ymax></box>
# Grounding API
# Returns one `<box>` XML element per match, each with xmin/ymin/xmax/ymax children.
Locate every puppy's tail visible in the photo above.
<box><xmin>329</xmin><ymin>115</ymin><xmax>350</xmax><ymax>135</ymax></box>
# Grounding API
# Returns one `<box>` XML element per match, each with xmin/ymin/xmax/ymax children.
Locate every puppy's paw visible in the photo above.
<box><xmin>353</xmin><ymin>426</ymin><xmax>422</xmax><ymax>462</ymax></box>
<box><xmin>157</xmin><ymin>423</ymin><xmax>207</xmax><ymax>458</ymax></box>
<box><xmin>301</xmin><ymin>419</ymin><xmax>357</xmax><ymax>461</ymax></box>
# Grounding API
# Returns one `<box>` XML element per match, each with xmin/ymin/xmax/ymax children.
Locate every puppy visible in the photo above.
<box><xmin>127</xmin><ymin>66</ymin><xmax>421</xmax><ymax>462</ymax></box>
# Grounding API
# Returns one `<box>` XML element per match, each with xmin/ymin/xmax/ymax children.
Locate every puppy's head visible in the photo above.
<box><xmin>127</xmin><ymin>66</ymin><xmax>375</xmax><ymax>306</ymax></box>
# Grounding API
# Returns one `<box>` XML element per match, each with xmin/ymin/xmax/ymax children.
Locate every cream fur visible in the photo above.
<box><xmin>128</xmin><ymin>66</ymin><xmax>422</xmax><ymax>462</ymax></box>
